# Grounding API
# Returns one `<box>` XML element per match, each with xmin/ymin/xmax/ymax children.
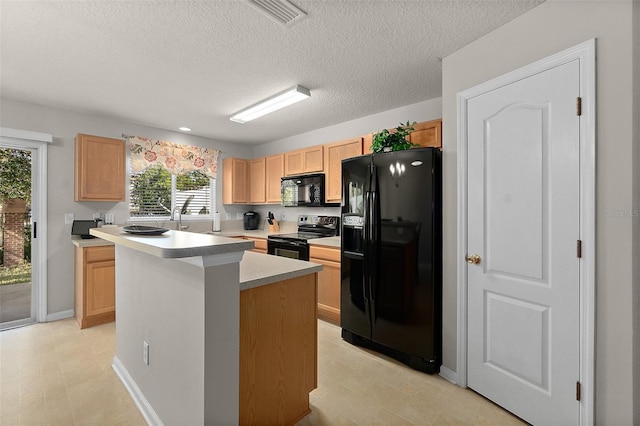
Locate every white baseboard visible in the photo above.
<box><xmin>439</xmin><ymin>365</ymin><xmax>459</xmax><ymax>385</ymax></box>
<box><xmin>112</xmin><ymin>356</ymin><xmax>163</xmax><ymax>426</ymax></box>
<box><xmin>46</xmin><ymin>309</ymin><xmax>74</xmax><ymax>322</ymax></box>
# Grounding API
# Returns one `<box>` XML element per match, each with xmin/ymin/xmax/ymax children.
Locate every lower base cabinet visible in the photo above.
<box><xmin>309</xmin><ymin>245</ymin><xmax>341</xmax><ymax>325</ymax></box>
<box><xmin>240</xmin><ymin>273</ymin><xmax>317</xmax><ymax>425</ymax></box>
<box><xmin>245</xmin><ymin>236</ymin><xmax>267</xmax><ymax>254</ymax></box>
<box><xmin>74</xmin><ymin>245</ymin><xmax>115</xmax><ymax>329</ymax></box>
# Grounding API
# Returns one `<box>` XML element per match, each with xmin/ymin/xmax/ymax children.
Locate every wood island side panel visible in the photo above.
<box><xmin>239</xmin><ymin>273</ymin><xmax>318</xmax><ymax>426</ymax></box>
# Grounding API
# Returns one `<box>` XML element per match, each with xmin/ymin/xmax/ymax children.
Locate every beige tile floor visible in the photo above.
<box><xmin>0</xmin><ymin>318</ymin><xmax>525</xmax><ymax>425</ymax></box>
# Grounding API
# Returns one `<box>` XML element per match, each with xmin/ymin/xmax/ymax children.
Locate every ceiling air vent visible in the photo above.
<box><xmin>244</xmin><ymin>0</ymin><xmax>307</xmax><ymax>26</ymax></box>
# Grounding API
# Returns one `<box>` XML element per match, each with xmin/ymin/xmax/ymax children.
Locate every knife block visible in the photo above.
<box><xmin>268</xmin><ymin>219</ymin><xmax>280</xmax><ymax>233</ymax></box>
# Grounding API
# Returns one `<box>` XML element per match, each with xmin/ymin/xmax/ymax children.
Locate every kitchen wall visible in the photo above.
<box><xmin>0</xmin><ymin>98</ymin><xmax>253</xmax><ymax>316</ymax></box>
<box><xmin>254</xmin><ymin>98</ymin><xmax>442</xmax><ymax>158</ymax></box>
<box><xmin>250</xmin><ymin>98</ymin><xmax>442</xmax><ymax>223</ymax></box>
<box><xmin>442</xmin><ymin>0</ymin><xmax>637</xmax><ymax>423</ymax></box>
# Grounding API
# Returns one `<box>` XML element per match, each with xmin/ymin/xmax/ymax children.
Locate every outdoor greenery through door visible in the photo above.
<box><xmin>0</xmin><ymin>147</ymin><xmax>32</xmax><ymax>325</ymax></box>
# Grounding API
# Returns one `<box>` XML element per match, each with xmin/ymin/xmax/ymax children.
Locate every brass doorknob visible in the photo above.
<box><xmin>465</xmin><ymin>254</ymin><xmax>481</xmax><ymax>265</ymax></box>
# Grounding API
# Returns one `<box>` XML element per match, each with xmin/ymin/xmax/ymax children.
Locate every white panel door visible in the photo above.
<box><xmin>466</xmin><ymin>59</ymin><xmax>580</xmax><ymax>425</ymax></box>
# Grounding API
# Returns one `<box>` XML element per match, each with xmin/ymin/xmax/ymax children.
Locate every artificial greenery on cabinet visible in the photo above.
<box><xmin>370</xmin><ymin>121</ymin><xmax>418</xmax><ymax>153</ymax></box>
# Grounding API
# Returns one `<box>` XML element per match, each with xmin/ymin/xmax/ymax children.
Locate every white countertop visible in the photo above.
<box><xmin>77</xmin><ymin>228</ymin><xmax>324</xmax><ymax>291</ymax></box>
<box><xmin>71</xmin><ymin>235</ymin><xmax>114</xmax><ymax>248</ymax></box>
<box><xmin>239</xmin><ymin>251</ymin><xmax>322</xmax><ymax>291</ymax></box>
<box><xmin>307</xmin><ymin>236</ymin><xmax>340</xmax><ymax>248</ymax></box>
<box><xmin>90</xmin><ymin>227</ymin><xmax>253</xmax><ymax>258</ymax></box>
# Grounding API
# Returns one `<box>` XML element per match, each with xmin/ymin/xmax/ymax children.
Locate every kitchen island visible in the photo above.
<box><xmin>90</xmin><ymin>227</ymin><xmax>321</xmax><ymax>426</ymax></box>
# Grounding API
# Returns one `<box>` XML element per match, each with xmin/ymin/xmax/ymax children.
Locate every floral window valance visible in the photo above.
<box><xmin>128</xmin><ymin>136</ymin><xmax>220</xmax><ymax>179</ymax></box>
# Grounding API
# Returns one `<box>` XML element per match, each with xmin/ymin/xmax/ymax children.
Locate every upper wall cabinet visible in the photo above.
<box><xmin>324</xmin><ymin>137</ymin><xmax>362</xmax><ymax>203</ymax></box>
<box><xmin>75</xmin><ymin>133</ymin><xmax>126</xmax><ymax>202</ymax></box>
<box><xmin>222</xmin><ymin>157</ymin><xmax>248</xmax><ymax>204</ymax></box>
<box><xmin>362</xmin><ymin>119</ymin><xmax>442</xmax><ymax>153</ymax></box>
<box><xmin>265</xmin><ymin>154</ymin><xmax>284</xmax><ymax>204</ymax></box>
<box><xmin>284</xmin><ymin>146</ymin><xmax>324</xmax><ymax>176</ymax></box>
<box><xmin>408</xmin><ymin>119</ymin><xmax>442</xmax><ymax>148</ymax></box>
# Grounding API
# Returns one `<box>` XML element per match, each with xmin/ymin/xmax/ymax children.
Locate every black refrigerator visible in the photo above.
<box><xmin>340</xmin><ymin>147</ymin><xmax>442</xmax><ymax>374</ymax></box>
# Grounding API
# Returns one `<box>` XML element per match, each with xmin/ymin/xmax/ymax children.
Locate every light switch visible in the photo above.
<box><xmin>64</xmin><ymin>213</ymin><xmax>74</xmax><ymax>224</ymax></box>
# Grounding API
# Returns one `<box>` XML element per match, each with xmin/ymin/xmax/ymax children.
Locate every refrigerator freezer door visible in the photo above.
<box><xmin>340</xmin><ymin>155</ymin><xmax>373</xmax><ymax>339</ymax></box>
<box><xmin>370</xmin><ymin>148</ymin><xmax>441</xmax><ymax>363</ymax></box>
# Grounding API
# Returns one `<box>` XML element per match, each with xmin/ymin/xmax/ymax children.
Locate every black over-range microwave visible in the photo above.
<box><xmin>281</xmin><ymin>173</ymin><xmax>326</xmax><ymax>207</ymax></box>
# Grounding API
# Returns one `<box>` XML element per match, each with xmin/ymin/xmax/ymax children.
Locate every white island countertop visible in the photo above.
<box><xmin>239</xmin><ymin>251</ymin><xmax>321</xmax><ymax>291</ymax></box>
<box><xmin>88</xmin><ymin>226</ymin><xmax>322</xmax><ymax>291</ymax></box>
<box><xmin>90</xmin><ymin>226</ymin><xmax>253</xmax><ymax>258</ymax></box>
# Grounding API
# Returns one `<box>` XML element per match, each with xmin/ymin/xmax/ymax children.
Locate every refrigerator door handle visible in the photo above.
<box><xmin>363</xmin><ymin>190</ymin><xmax>371</xmax><ymax>302</ymax></box>
<box><xmin>369</xmin><ymin>190</ymin><xmax>377</xmax><ymax>311</ymax></box>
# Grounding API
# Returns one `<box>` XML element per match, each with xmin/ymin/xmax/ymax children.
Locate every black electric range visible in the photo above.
<box><xmin>267</xmin><ymin>215</ymin><xmax>340</xmax><ymax>261</ymax></box>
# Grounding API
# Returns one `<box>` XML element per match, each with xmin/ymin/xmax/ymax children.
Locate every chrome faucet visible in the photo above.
<box><xmin>171</xmin><ymin>207</ymin><xmax>189</xmax><ymax>231</ymax></box>
<box><xmin>171</xmin><ymin>195</ymin><xmax>193</xmax><ymax>231</ymax></box>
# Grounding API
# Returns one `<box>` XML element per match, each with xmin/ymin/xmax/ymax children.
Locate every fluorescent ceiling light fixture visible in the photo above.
<box><xmin>179</xmin><ymin>127</ymin><xmax>192</xmax><ymax>132</ymax></box>
<box><xmin>230</xmin><ymin>85</ymin><xmax>311</xmax><ymax>124</ymax></box>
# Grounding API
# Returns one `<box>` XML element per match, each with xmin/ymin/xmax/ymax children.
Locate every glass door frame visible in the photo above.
<box><xmin>0</xmin><ymin>127</ymin><xmax>51</xmax><ymax>329</ymax></box>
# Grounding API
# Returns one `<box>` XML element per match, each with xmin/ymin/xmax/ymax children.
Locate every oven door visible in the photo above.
<box><xmin>267</xmin><ymin>238</ymin><xmax>310</xmax><ymax>261</ymax></box>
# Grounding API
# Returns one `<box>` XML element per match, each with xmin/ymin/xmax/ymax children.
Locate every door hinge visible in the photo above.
<box><xmin>577</xmin><ymin>240</ymin><xmax>582</xmax><ymax>258</ymax></box>
<box><xmin>576</xmin><ymin>381</ymin><xmax>581</xmax><ymax>401</ymax></box>
<box><xmin>576</xmin><ymin>97</ymin><xmax>582</xmax><ymax>116</ymax></box>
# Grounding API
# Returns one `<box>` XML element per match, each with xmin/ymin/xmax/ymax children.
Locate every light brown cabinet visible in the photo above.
<box><xmin>248</xmin><ymin>158</ymin><xmax>266</xmax><ymax>204</ymax></box>
<box><xmin>245</xmin><ymin>236</ymin><xmax>267</xmax><ymax>254</ymax></box>
<box><xmin>75</xmin><ymin>133</ymin><xmax>125</xmax><ymax>201</ymax></box>
<box><xmin>408</xmin><ymin>119</ymin><xmax>442</xmax><ymax>148</ymax></box>
<box><xmin>240</xmin><ymin>273</ymin><xmax>317</xmax><ymax>425</ymax></box>
<box><xmin>265</xmin><ymin>154</ymin><xmax>284</xmax><ymax>204</ymax></box>
<box><xmin>225</xmin><ymin>156</ymin><xmax>284</xmax><ymax>205</ymax></box>
<box><xmin>309</xmin><ymin>245</ymin><xmax>341</xmax><ymax>325</ymax></box>
<box><xmin>324</xmin><ymin>137</ymin><xmax>363</xmax><ymax>203</ymax></box>
<box><xmin>285</xmin><ymin>146</ymin><xmax>324</xmax><ymax>176</ymax></box>
<box><xmin>222</xmin><ymin>157</ymin><xmax>248</xmax><ymax>204</ymax></box>
<box><xmin>74</xmin><ymin>245</ymin><xmax>115</xmax><ymax>329</ymax></box>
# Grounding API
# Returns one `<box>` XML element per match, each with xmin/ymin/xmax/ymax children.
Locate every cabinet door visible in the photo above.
<box><xmin>325</xmin><ymin>138</ymin><xmax>362</xmax><ymax>203</ymax></box>
<box><xmin>86</xmin><ymin>259</ymin><xmax>115</xmax><ymax>317</ymax></box>
<box><xmin>310</xmin><ymin>245</ymin><xmax>341</xmax><ymax>324</ymax></box>
<box><xmin>362</xmin><ymin>133</ymin><xmax>373</xmax><ymax>154</ymax></box>
<box><xmin>302</xmin><ymin>146</ymin><xmax>324</xmax><ymax>173</ymax></box>
<box><xmin>265</xmin><ymin>154</ymin><xmax>284</xmax><ymax>204</ymax></box>
<box><xmin>246</xmin><ymin>237</ymin><xmax>267</xmax><ymax>254</ymax></box>
<box><xmin>249</xmin><ymin>158</ymin><xmax>266</xmax><ymax>204</ymax></box>
<box><xmin>408</xmin><ymin>119</ymin><xmax>442</xmax><ymax>148</ymax></box>
<box><xmin>223</xmin><ymin>158</ymin><xmax>248</xmax><ymax>204</ymax></box>
<box><xmin>285</xmin><ymin>146</ymin><xmax>324</xmax><ymax>176</ymax></box>
<box><xmin>285</xmin><ymin>150</ymin><xmax>304</xmax><ymax>176</ymax></box>
<box><xmin>75</xmin><ymin>134</ymin><xmax>125</xmax><ymax>201</ymax></box>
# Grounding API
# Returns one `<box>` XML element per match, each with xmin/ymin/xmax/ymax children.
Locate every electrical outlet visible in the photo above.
<box><xmin>105</xmin><ymin>213</ymin><xmax>114</xmax><ymax>225</ymax></box>
<box><xmin>92</xmin><ymin>212</ymin><xmax>102</xmax><ymax>220</ymax></box>
<box><xmin>64</xmin><ymin>213</ymin><xmax>74</xmax><ymax>224</ymax></box>
<box><xmin>225</xmin><ymin>212</ymin><xmax>231</xmax><ymax>220</ymax></box>
<box><xmin>143</xmin><ymin>341</ymin><xmax>150</xmax><ymax>366</ymax></box>
<box><xmin>236</xmin><ymin>212</ymin><xmax>243</xmax><ymax>220</ymax></box>
<box><xmin>281</xmin><ymin>212</ymin><xmax>286</xmax><ymax>221</ymax></box>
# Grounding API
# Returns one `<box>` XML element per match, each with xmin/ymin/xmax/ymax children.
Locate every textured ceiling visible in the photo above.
<box><xmin>0</xmin><ymin>0</ymin><xmax>543</xmax><ymax>145</ymax></box>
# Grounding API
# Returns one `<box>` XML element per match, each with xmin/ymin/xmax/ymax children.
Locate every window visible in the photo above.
<box><xmin>129</xmin><ymin>165</ymin><xmax>215</xmax><ymax>219</ymax></box>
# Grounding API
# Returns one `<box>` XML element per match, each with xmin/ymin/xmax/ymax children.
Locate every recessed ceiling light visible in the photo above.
<box><xmin>230</xmin><ymin>85</ymin><xmax>311</xmax><ymax>124</ymax></box>
<box><xmin>179</xmin><ymin>127</ymin><xmax>192</xmax><ymax>132</ymax></box>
